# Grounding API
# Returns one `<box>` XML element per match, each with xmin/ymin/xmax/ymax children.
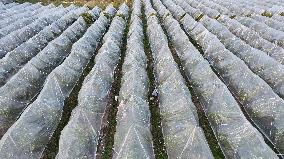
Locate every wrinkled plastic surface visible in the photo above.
<box><xmin>0</xmin><ymin>5</ymin><xmax>70</xmax><ymax>58</ymax></box>
<box><xmin>0</xmin><ymin>4</ymin><xmax>53</xmax><ymax>29</ymax></box>
<box><xmin>157</xmin><ymin>0</ymin><xmax>278</xmax><ymax>158</ymax></box>
<box><xmin>236</xmin><ymin>16</ymin><xmax>284</xmax><ymax>48</ymax></box>
<box><xmin>56</xmin><ymin>4</ymin><xmax>128</xmax><ymax>159</ymax></box>
<box><xmin>113</xmin><ymin>1</ymin><xmax>154</xmax><ymax>158</ymax></box>
<box><xmin>0</xmin><ymin>7</ymin><xmax>105</xmax><ymax>159</ymax></box>
<box><xmin>0</xmin><ymin>6</ymin><xmax>89</xmax><ymax>87</ymax></box>
<box><xmin>0</xmin><ymin>14</ymin><xmax>89</xmax><ymax>138</ymax></box>
<box><xmin>251</xmin><ymin>14</ymin><xmax>284</xmax><ymax>32</ymax></box>
<box><xmin>201</xmin><ymin>16</ymin><xmax>284</xmax><ymax>100</ymax></box>
<box><xmin>145</xmin><ymin>0</ymin><xmax>214</xmax><ymax>158</ymax></box>
<box><xmin>0</xmin><ymin>4</ymin><xmax>45</xmax><ymax>36</ymax></box>
<box><xmin>217</xmin><ymin>15</ymin><xmax>284</xmax><ymax>65</ymax></box>
<box><xmin>175</xmin><ymin>6</ymin><xmax>284</xmax><ymax>154</ymax></box>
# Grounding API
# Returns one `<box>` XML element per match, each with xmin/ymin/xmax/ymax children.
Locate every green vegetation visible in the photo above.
<box><xmin>81</xmin><ymin>12</ymin><xmax>95</xmax><ymax>24</ymax></box>
<box><xmin>261</xmin><ymin>11</ymin><xmax>273</xmax><ymax>17</ymax></box>
<box><xmin>195</xmin><ymin>13</ymin><xmax>204</xmax><ymax>21</ymax></box>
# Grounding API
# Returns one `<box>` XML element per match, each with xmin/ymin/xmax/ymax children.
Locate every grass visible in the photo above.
<box><xmin>15</xmin><ymin>0</ymin><xmax>131</xmax><ymax>9</ymax></box>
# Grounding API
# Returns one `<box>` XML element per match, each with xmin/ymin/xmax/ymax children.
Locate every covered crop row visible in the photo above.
<box><xmin>164</xmin><ymin>0</ymin><xmax>284</xmax><ymax>154</ymax></box>
<box><xmin>0</xmin><ymin>7</ymin><xmax>104</xmax><ymax>159</ymax></box>
<box><xmin>200</xmin><ymin>16</ymin><xmax>284</xmax><ymax>100</ymax></box>
<box><xmin>56</xmin><ymin>4</ymin><xmax>129</xmax><ymax>158</ymax></box>
<box><xmin>217</xmin><ymin>16</ymin><xmax>284</xmax><ymax>64</ymax></box>
<box><xmin>0</xmin><ymin>5</ymin><xmax>72</xmax><ymax>58</ymax></box>
<box><xmin>155</xmin><ymin>0</ymin><xmax>278</xmax><ymax>158</ymax></box>
<box><xmin>144</xmin><ymin>0</ymin><xmax>214</xmax><ymax>158</ymax></box>
<box><xmin>0</xmin><ymin>6</ymin><xmax>89</xmax><ymax>86</ymax></box>
<box><xmin>112</xmin><ymin>0</ymin><xmax>154</xmax><ymax>158</ymax></box>
<box><xmin>0</xmin><ymin>0</ymin><xmax>283</xmax><ymax>158</ymax></box>
<box><xmin>236</xmin><ymin>16</ymin><xmax>284</xmax><ymax>48</ymax></box>
<box><xmin>0</xmin><ymin>8</ymin><xmax>90</xmax><ymax>137</ymax></box>
<box><xmin>0</xmin><ymin>4</ymin><xmax>64</xmax><ymax>38</ymax></box>
<box><xmin>0</xmin><ymin>3</ymin><xmax>53</xmax><ymax>29</ymax></box>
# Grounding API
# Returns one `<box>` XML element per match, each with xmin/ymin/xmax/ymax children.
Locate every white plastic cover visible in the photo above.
<box><xmin>113</xmin><ymin>0</ymin><xmax>154</xmax><ymax>158</ymax></box>
<box><xmin>56</xmin><ymin>4</ymin><xmax>129</xmax><ymax>159</ymax></box>
<box><xmin>144</xmin><ymin>0</ymin><xmax>214</xmax><ymax>158</ymax></box>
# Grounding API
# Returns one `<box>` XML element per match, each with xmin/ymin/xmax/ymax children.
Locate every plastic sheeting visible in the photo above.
<box><xmin>185</xmin><ymin>0</ymin><xmax>220</xmax><ymax>19</ymax></box>
<box><xmin>0</xmin><ymin>4</ymin><xmax>60</xmax><ymax>38</ymax></box>
<box><xmin>0</xmin><ymin>2</ymin><xmax>30</xmax><ymax>14</ymax></box>
<box><xmin>0</xmin><ymin>8</ymin><xmax>105</xmax><ymax>159</ymax></box>
<box><xmin>191</xmin><ymin>20</ymin><xmax>284</xmax><ymax>156</ymax></box>
<box><xmin>200</xmin><ymin>16</ymin><xmax>284</xmax><ymax>99</ymax></box>
<box><xmin>1</xmin><ymin>2</ymin><xmax>16</xmax><ymax>9</ymax></box>
<box><xmin>0</xmin><ymin>4</ymin><xmax>54</xmax><ymax>29</ymax></box>
<box><xmin>172</xmin><ymin>0</ymin><xmax>203</xmax><ymax>20</ymax></box>
<box><xmin>0</xmin><ymin>0</ymin><xmax>14</xmax><ymax>4</ymax></box>
<box><xmin>0</xmin><ymin>2</ymin><xmax>40</xmax><ymax>19</ymax></box>
<box><xmin>0</xmin><ymin>5</ymin><xmax>70</xmax><ymax>58</ymax></box>
<box><xmin>56</xmin><ymin>4</ymin><xmax>128</xmax><ymax>159</ymax></box>
<box><xmin>0</xmin><ymin>7</ymin><xmax>107</xmax><ymax>159</ymax></box>
<box><xmin>272</xmin><ymin>14</ymin><xmax>284</xmax><ymax>23</ymax></box>
<box><xmin>236</xmin><ymin>16</ymin><xmax>284</xmax><ymax>48</ymax></box>
<box><xmin>167</xmin><ymin>0</ymin><xmax>284</xmax><ymax>153</ymax></box>
<box><xmin>0</xmin><ymin>12</ymin><xmax>89</xmax><ymax>138</ymax></box>
<box><xmin>251</xmin><ymin>14</ymin><xmax>284</xmax><ymax>32</ymax></box>
<box><xmin>0</xmin><ymin>6</ymin><xmax>89</xmax><ymax>87</ymax></box>
<box><xmin>198</xmin><ymin>0</ymin><xmax>234</xmax><ymax>17</ymax></box>
<box><xmin>209</xmin><ymin>0</ymin><xmax>251</xmax><ymax>16</ymax></box>
<box><xmin>156</xmin><ymin>0</ymin><xmax>279</xmax><ymax>158</ymax></box>
<box><xmin>217</xmin><ymin>15</ymin><xmax>284</xmax><ymax>65</ymax></box>
<box><xmin>112</xmin><ymin>0</ymin><xmax>154</xmax><ymax>158</ymax></box>
<box><xmin>144</xmin><ymin>0</ymin><xmax>214</xmax><ymax>158</ymax></box>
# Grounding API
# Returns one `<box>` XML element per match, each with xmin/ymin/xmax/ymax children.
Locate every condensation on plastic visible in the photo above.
<box><xmin>0</xmin><ymin>4</ymin><xmax>65</xmax><ymax>38</ymax></box>
<box><xmin>272</xmin><ymin>14</ymin><xmax>284</xmax><ymax>23</ymax></box>
<box><xmin>157</xmin><ymin>0</ymin><xmax>278</xmax><ymax>158</ymax></box>
<box><xmin>171</xmin><ymin>0</ymin><xmax>203</xmax><ymax>20</ymax></box>
<box><xmin>0</xmin><ymin>6</ymin><xmax>90</xmax><ymax>87</ymax></box>
<box><xmin>112</xmin><ymin>0</ymin><xmax>154</xmax><ymax>158</ymax></box>
<box><xmin>0</xmin><ymin>2</ymin><xmax>41</xmax><ymax>19</ymax></box>
<box><xmin>208</xmin><ymin>0</ymin><xmax>252</xmax><ymax>16</ymax></box>
<box><xmin>0</xmin><ymin>2</ymin><xmax>45</xmax><ymax>29</ymax></box>
<box><xmin>144</xmin><ymin>0</ymin><xmax>214</xmax><ymax>158</ymax></box>
<box><xmin>0</xmin><ymin>0</ymin><xmax>15</xmax><ymax>5</ymax></box>
<box><xmin>185</xmin><ymin>0</ymin><xmax>220</xmax><ymax>19</ymax></box>
<box><xmin>166</xmin><ymin>0</ymin><xmax>284</xmax><ymax>154</ymax></box>
<box><xmin>56</xmin><ymin>5</ymin><xmax>129</xmax><ymax>159</ymax></box>
<box><xmin>0</xmin><ymin>7</ymin><xmax>107</xmax><ymax>159</ymax></box>
<box><xmin>236</xmin><ymin>16</ymin><xmax>284</xmax><ymax>48</ymax></box>
<box><xmin>0</xmin><ymin>12</ymin><xmax>89</xmax><ymax>138</ymax></box>
<box><xmin>193</xmin><ymin>19</ymin><xmax>284</xmax><ymax>157</ymax></box>
<box><xmin>1</xmin><ymin>2</ymin><xmax>17</xmax><ymax>9</ymax></box>
<box><xmin>0</xmin><ymin>2</ymin><xmax>31</xmax><ymax>15</ymax></box>
<box><xmin>0</xmin><ymin>4</ymin><xmax>54</xmax><ymax>29</ymax></box>
<box><xmin>0</xmin><ymin>5</ymin><xmax>70</xmax><ymax>58</ymax></box>
<box><xmin>251</xmin><ymin>14</ymin><xmax>284</xmax><ymax>32</ymax></box>
<box><xmin>200</xmin><ymin>16</ymin><xmax>284</xmax><ymax>100</ymax></box>
<box><xmin>217</xmin><ymin>15</ymin><xmax>284</xmax><ymax>65</ymax></box>
<box><xmin>197</xmin><ymin>0</ymin><xmax>234</xmax><ymax>17</ymax></box>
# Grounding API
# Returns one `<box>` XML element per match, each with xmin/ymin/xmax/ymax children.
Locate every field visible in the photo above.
<box><xmin>0</xmin><ymin>0</ymin><xmax>284</xmax><ymax>158</ymax></box>
<box><xmin>14</xmin><ymin>0</ymin><xmax>130</xmax><ymax>8</ymax></box>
